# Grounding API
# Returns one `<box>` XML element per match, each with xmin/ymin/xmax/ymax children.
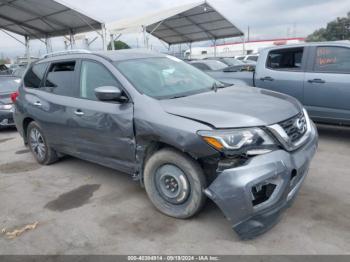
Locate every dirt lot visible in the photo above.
<box><xmin>0</xmin><ymin>124</ymin><xmax>349</xmax><ymax>255</ymax></box>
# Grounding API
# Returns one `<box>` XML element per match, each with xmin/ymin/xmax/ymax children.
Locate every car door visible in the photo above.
<box><xmin>304</xmin><ymin>45</ymin><xmax>350</xmax><ymax>124</ymax></box>
<box><xmin>37</xmin><ymin>60</ymin><xmax>81</xmax><ymax>153</ymax></box>
<box><xmin>71</xmin><ymin>59</ymin><xmax>135</xmax><ymax>174</ymax></box>
<box><xmin>22</xmin><ymin>62</ymin><xmax>48</xmax><ymax>108</ymax></box>
<box><xmin>22</xmin><ymin>62</ymin><xmax>58</xmax><ymax>142</ymax></box>
<box><xmin>255</xmin><ymin>47</ymin><xmax>306</xmax><ymax>103</ymax></box>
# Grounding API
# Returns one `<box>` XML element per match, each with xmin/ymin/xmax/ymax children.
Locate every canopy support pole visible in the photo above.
<box><xmin>101</xmin><ymin>24</ymin><xmax>107</xmax><ymax>51</ymax></box>
<box><xmin>142</xmin><ymin>26</ymin><xmax>148</xmax><ymax>49</ymax></box>
<box><xmin>214</xmin><ymin>39</ymin><xmax>217</xmax><ymax>57</ymax></box>
<box><xmin>190</xmin><ymin>43</ymin><xmax>192</xmax><ymax>60</ymax></box>
<box><xmin>168</xmin><ymin>44</ymin><xmax>171</xmax><ymax>54</ymax></box>
<box><xmin>64</xmin><ymin>40</ymin><xmax>69</xmax><ymax>50</ymax></box>
<box><xmin>25</xmin><ymin>36</ymin><xmax>31</xmax><ymax>66</ymax></box>
<box><xmin>110</xmin><ymin>34</ymin><xmax>115</xmax><ymax>50</ymax></box>
<box><xmin>69</xmin><ymin>32</ymin><xmax>74</xmax><ymax>49</ymax></box>
<box><xmin>45</xmin><ymin>37</ymin><xmax>52</xmax><ymax>53</ymax></box>
<box><xmin>85</xmin><ymin>36</ymin><xmax>98</xmax><ymax>49</ymax></box>
<box><xmin>109</xmin><ymin>33</ymin><xmax>121</xmax><ymax>50</ymax></box>
<box><xmin>149</xmin><ymin>21</ymin><xmax>164</xmax><ymax>34</ymax></box>
<box><xmin>242</xmin><ymin>36</ymin><xmax>246</xmax><ymax>55</ymax></box>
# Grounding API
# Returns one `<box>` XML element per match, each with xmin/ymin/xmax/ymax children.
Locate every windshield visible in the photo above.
<box><xmin>114</xmin><ymin>56</ymin><xmax>223</xmax><ymax>99</ymax></box>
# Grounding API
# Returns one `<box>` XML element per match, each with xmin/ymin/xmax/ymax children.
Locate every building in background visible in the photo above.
<box><xmin>185</xmin><ymin>37</ymin><xmax>305</xmax><ymax>59</ymax></box>
<box><xmin>15</xmin><ymin>56</ymin><xmax>39</xmax><ymax>66</ymax></box>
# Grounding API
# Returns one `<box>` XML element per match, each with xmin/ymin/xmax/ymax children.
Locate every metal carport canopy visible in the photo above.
<box><xmin>107</xmin><ymin>1</ymin><xmax>244</xmax><ymax>45</ymax></box>
<box><xmin>0</xmin><ymin>0</ymin><xmax>104</xmax><ymax>40</ymax></box>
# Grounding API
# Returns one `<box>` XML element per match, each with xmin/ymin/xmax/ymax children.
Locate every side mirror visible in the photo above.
<box><xmin>94</xmin><ymin>86</ymin><xmax>127</xmax><ymax>102</ymax></box>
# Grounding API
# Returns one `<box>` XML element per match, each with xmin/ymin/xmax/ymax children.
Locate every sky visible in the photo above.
<box><xmin>1</xmin><ymin>0</ymin><xmax>350</xmax><ymax>59</ymax></box>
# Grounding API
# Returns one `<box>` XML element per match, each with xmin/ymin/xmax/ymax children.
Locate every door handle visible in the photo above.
<box><xmin>74</xmin><ymin>109</ymin><xmax>85</xmax><ymax>116</ymax></box>
<box><xmin>34</xmin><ymin>101</ymin><xmax>42</xmax><ymax>107</ymax></box>
<box><xmin>308</xmin><ymin>79</ymin><xmax>326</xmax><ymax>84</ymax></box>
<box><xmin>260</xmin><ymin>76</ymin><xmax>274</xmax><ymax>82</ymax></box>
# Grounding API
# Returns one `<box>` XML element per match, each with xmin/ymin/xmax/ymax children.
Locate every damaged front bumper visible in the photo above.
<box><xmin>204</xmin><ymin>124</ymin><xmax>318</xmax><ymax>239</ymax></box>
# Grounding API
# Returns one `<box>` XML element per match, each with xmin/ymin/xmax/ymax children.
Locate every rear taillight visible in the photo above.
<box><xmin>10</xmin><ymin>91</ymin><xmax>19</xmax><ymax>103</ymax></box>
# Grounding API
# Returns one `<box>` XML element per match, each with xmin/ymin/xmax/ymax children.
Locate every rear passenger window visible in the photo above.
<box><xmin>24</xmin><ymin>63</ymin><xmax>48</xmax><ymax>88</ymax></box>
<box><xmin>80</xmin><ymin>60</ymin><xmax>121</xmax><ymax>101</ymax></box>
<box><xmin>267</xmin><ymin>48</ymin><xmax>304</xmax><ymax>71</ymax></box>
<box><xmin>45</xmin><ymin>61</ymin><xmax>77</xmax><ymax>96</ymax></box>
<box><xmin>314</xmin><ymin>46</ymin><xmax>350</xmax><ymax>74</ymax></box>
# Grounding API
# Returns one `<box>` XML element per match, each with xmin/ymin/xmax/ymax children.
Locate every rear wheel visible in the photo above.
<box><xmin>144</xmin><ymin>148</ymin><xmax>207</xmax><ymax>219</ymax></box>
<box><xmin>27</xmin><ymin>122</ymin><xmax>58</xmax><ymax>165</ymax></box>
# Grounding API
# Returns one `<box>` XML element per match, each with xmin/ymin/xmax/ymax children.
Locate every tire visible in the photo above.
<box><xmin>144</xmin><ymin>148</ymin><xmax>207</xmax><ymax>219</ymax></box>
<box><xmin>27</xmin><ymin>122</ymin><xmax>58</xmax><ymax>165</ymax></box>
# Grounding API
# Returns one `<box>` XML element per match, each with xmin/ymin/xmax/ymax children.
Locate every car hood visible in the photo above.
<box><xmin>160</xmin><ymin>86</ymin><xmax>302</xmax><ymax>128</ymax></box>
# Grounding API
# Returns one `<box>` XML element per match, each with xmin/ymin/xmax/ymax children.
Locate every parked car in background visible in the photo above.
<box><xmin>12</xmin><ymin>66</ymin><xmax>27</xmax><ymax>78</ymax></box>
<box><xmin>189</xmin><ymin>59</ymin><xmax>228</xmax><ymax>71</ymax></box>
<box><xmin>0</xmin><ymin>75</ymin><xmax>21</xmax><ymax>128</ymax></box>
<box><xmin>244</xmin><ymin>54</ymin><xmax>259</xmax><ymax>62</ymax></box>
<box><xmin>235</xmin><ymin>54</ymin><xmax>259</xmax><ymax>65</ymax></box>
<box><xmin>227</xmin><ymin>42</ymin><xmax>350</xmax><ymax>125</ymax></box>
<box><xmin>13</xmin><ymin>49</ymin><xmax>318</xmax><ymax>239</ymax></box>
<box><xmin>206</xmin><ymin>57</ymin><xmax>256</xmax><ymax>72</ymax></box>
<box><xmin>206</xmin><ymin>57</ymin><xmax>245</xmax><ymax>66</ymax></box>
<box><xmin>189</xmin><ymin>59</ymin><xmax>254</xmax><ymax>86</ymax></box>
<box><xmin>0</xmin><ymin>64</ymin><xmax>12</xmax><ymax>75</ymax></box>
<box><xmin>189</xmin><ymin>60</ymin><xmax>253</xmax><ymax>86</ymax></box>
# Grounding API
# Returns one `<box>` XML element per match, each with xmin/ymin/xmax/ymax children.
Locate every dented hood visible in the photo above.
<box><xmin>160</xmin><ymin>86</ymin><xmax>302</xmax><ymax>128</ymax></box>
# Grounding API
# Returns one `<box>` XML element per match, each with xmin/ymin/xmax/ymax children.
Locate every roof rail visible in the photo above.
<box><xmin>41</xmin><ymin>49</ymin><xmax>92</xmax><ymax>59</ymax></box>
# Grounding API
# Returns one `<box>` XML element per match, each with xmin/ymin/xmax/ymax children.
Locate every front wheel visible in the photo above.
<box><xmin>144</xmin><ymin>148</ymin><xmax>207</xmax><ymax>219</ymax></box>
<box><xmin>27</xmin><ymin>122</ymin><xmax>58</xmax><ymax>165</ymax></box>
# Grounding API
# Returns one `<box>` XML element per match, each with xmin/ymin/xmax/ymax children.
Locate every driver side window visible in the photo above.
<box><xmin>80</xmin><ymin>60</ymin><xmax>121</xmax><ymax>100</ymax></box>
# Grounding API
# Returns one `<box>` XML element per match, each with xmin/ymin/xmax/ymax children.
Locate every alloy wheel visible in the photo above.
<box><xmin>29</xmin><ymin>128</ymin><xmax>46</xmax><ymax>161</ymax></box>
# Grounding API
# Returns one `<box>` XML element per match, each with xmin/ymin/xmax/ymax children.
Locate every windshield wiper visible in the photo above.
<box><xmin>212</xmin><ymin>82</ymin><xmax>226</xmax><ymax>93</ymax></box>
<box><xmin>169</xmin><ymin>95</ymin><xmax>188</xmax><ymax>99</ymax></box>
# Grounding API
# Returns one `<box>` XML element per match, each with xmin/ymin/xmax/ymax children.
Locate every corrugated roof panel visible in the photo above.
<box><xmin>108</xmin><ymin>1</ymin><xmax>243</xmax><ymax>45</ymax></box>
<box><xmin>0</xmin><ymin>0</ymin><xmax>103</xmax><ymax>39</ymax></box>
<box><xmin>200</xmin><ymin>20</ymin><xmax>233</xmax><ymax>31</ymax></box>
<box><xmin>0</xmin><ymin>6</ymin><xmax>34</xmax><ymax>21</ymax></box>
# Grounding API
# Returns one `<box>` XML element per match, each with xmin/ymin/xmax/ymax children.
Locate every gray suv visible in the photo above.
<box><xmin>13</xmin><ymin>49</ymin><xmax>318</xmax><ymax>239</ymax></box>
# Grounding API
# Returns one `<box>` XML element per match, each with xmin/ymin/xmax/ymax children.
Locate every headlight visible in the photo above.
<box><xmin>0</xmin><ymin>104</ymin><xmax>13</xmax><ymax>110</ymax></box>
<box><xmin>198</xmin><ymin>128</ymin><xmax>276</xmax><ymax>156</ymax></box>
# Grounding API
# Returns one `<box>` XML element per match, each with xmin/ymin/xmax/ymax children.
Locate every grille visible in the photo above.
<box><xmin>279</xmin><ymin>112</ymin><xmax>307</xmax><ymax>143</ymax></box>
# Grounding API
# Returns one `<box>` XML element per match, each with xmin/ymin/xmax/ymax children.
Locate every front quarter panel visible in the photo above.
<box><xmin>133</xmin><ymin>95</ymin><xmax>218</xmax><ymax>159</ymax></box>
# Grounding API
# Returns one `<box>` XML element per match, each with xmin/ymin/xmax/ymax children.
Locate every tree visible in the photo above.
<box><xmin>306</xmin><ymin>12</ymin><xmax>350</xmax><ymax>42</ymax></box>
<box><xmin>0</xmin><ymin>57</ymin><xmax>11</xmax><ymax>65</ymax></box>
<box><xmin>107</xmin><ymin>40</ymin><xmax>131</xmax><ymax>50</ymax></box>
